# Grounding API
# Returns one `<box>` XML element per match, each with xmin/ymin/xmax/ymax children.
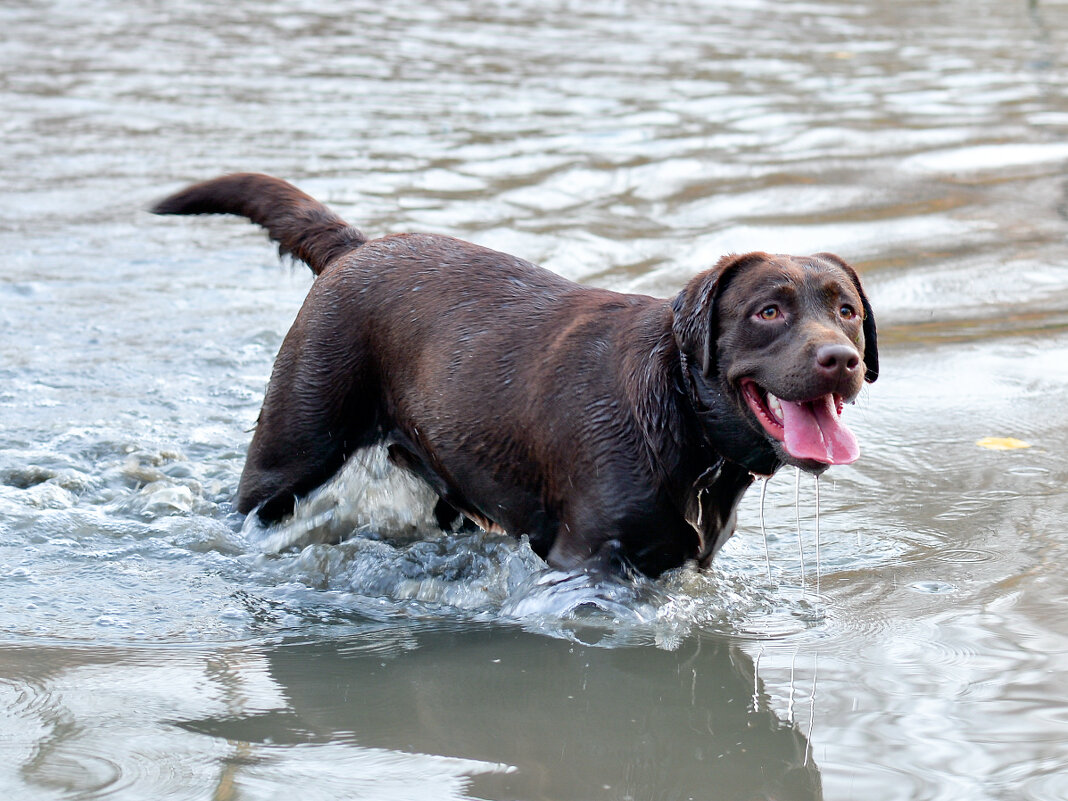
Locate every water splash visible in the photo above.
<box><xmin>199</xmin><ymin>447</ymin><xmax>845</xmax><ymax>649</ymax></box>
<box><xmin>247</xmin><ymin>446</ymin><xmax>440</xmax><ymax>555</ymax></box>
<box><xmin>499</xmin><ymin>569</ymin><xmax>689</xmax><ymax>648</ymax></box>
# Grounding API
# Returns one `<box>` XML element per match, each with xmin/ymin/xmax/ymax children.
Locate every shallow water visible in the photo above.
<box><xmin>2</xmin><ymin>0</ymin><xmax>1068</xmax><ymax>799</ymax></box>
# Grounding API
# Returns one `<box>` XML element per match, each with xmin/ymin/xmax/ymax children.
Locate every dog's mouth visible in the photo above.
<box><xmin>740</xmin><ymin>378</ymin><xmax>859</xmax><ymax>466</ymax></box>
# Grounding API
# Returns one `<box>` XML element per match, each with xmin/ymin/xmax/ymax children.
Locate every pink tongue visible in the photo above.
<box><xmin>779</xmin><ymin>395</ymin><xmax>860</xmax><ymax>465</ymax></box>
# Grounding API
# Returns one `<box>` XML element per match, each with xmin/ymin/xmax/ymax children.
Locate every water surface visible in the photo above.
<box><xmin>2</xmin><ymin>1</ymin><xmax>1068</xmax><ymax>799</ymax></box>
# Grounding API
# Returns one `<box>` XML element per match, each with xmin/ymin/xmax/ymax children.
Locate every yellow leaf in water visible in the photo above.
<box><xmin>976</xmin><ymin>436</ymin><xmax>1032</xmax><ymax>451</ymax></box>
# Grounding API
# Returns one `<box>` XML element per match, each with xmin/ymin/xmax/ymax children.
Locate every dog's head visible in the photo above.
<box><xmin>672</xmin><ymin>251</ymin><xmax>878</xmax><ymax>475</ymax></box>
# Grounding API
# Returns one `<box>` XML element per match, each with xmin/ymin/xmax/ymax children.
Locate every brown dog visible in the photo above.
<box><xmin>153</xmin><ymin>174</ymin><xmax>877</xmax><ymax>577</ymax></box>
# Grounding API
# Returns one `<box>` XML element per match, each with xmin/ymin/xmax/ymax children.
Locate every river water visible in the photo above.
<box><xmin>2</xmin><ymin>1</ymin><xmax>1067</xmax><ymax>799</ymax></box>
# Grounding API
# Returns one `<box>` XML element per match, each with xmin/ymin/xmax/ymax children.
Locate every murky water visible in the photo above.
<box><xmin>3</xmin><ymin>0</ymin><xmax>1068</xmax><ymax>798</ymax></box>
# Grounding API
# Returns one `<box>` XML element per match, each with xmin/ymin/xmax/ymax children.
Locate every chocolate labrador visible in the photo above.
<box><xmin>153</xmin><ymin>174</ymin><xmax>877</xmax><ymax>577</ymax></box>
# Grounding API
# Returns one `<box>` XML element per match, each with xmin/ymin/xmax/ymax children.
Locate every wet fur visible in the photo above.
<box><xmin>154</xmin><ymin>173</ymin><xmax>877</xmax><ymax>577</ymax></box>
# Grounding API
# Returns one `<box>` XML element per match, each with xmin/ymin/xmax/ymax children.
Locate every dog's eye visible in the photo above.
<box><xmin>757</xmin><ymin>305</ymin><xmax>780</xmax><ymax>320</ymax></box>
<box><xmin>840</xmin><ymin>304</ymin><xmax>857</xmax><ymax>319</ymax></box>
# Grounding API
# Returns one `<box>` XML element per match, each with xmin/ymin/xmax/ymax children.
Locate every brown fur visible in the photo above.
<box><xmin>154</xmin><ymin>173</ymin><xmax>877</xmax><ymax>577</ymax></box>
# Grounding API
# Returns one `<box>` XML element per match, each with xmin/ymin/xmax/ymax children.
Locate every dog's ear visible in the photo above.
<box><xmin>815</xmin><ymin>252</ymin><xmax>879</xmax><ymax>383</ymax></box>
<box><xmin>672</xmin><ymin>252</ymin><xmax>769</xmax><ymax>378</ymax></box>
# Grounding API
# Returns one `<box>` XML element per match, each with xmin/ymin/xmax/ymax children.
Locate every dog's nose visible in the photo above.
<box><xmin>815</xmin><ymin>343</ymin><xmax>860</xmax><ymax>378</ymax></box>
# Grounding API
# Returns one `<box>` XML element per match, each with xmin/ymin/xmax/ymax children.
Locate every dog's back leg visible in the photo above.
<box><xmin>237</xmin><ymin>298</ymin><xmax>381</xmax><ymax>522</ymax></box>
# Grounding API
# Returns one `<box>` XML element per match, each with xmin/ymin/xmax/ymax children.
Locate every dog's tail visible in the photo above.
<box><xmin>151</xmin><ymin>173</ymin><xmax>366</xmax><ymax>276</ymax></box>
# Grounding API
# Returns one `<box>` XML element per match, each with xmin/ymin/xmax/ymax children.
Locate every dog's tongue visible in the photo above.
<box><xmin>779</xmin><ymin>394</ymin><xmax>859</xmax><ymax>465</ymax></box>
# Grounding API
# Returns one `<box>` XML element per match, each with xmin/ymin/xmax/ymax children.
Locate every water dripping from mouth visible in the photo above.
<box><xmin>794</xmin><ymin>467</ymin><xmax>806</xmax><ymax>594</ymax></box>
<box><xmin>759</xmin><ymin>477</ymin><xmax>773</xmax><ymax>582</ymax></box>
<box><xmin>814</xmin><ymin>474</ymin><xmax>821</xmax><ymax>596</ymax></box>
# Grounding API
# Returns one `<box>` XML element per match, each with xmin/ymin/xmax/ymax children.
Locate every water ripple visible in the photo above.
<box><xmin>3</xmin><ymin>0</ymin><xmax>1068</xmax><ymax>797</ymax></box>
